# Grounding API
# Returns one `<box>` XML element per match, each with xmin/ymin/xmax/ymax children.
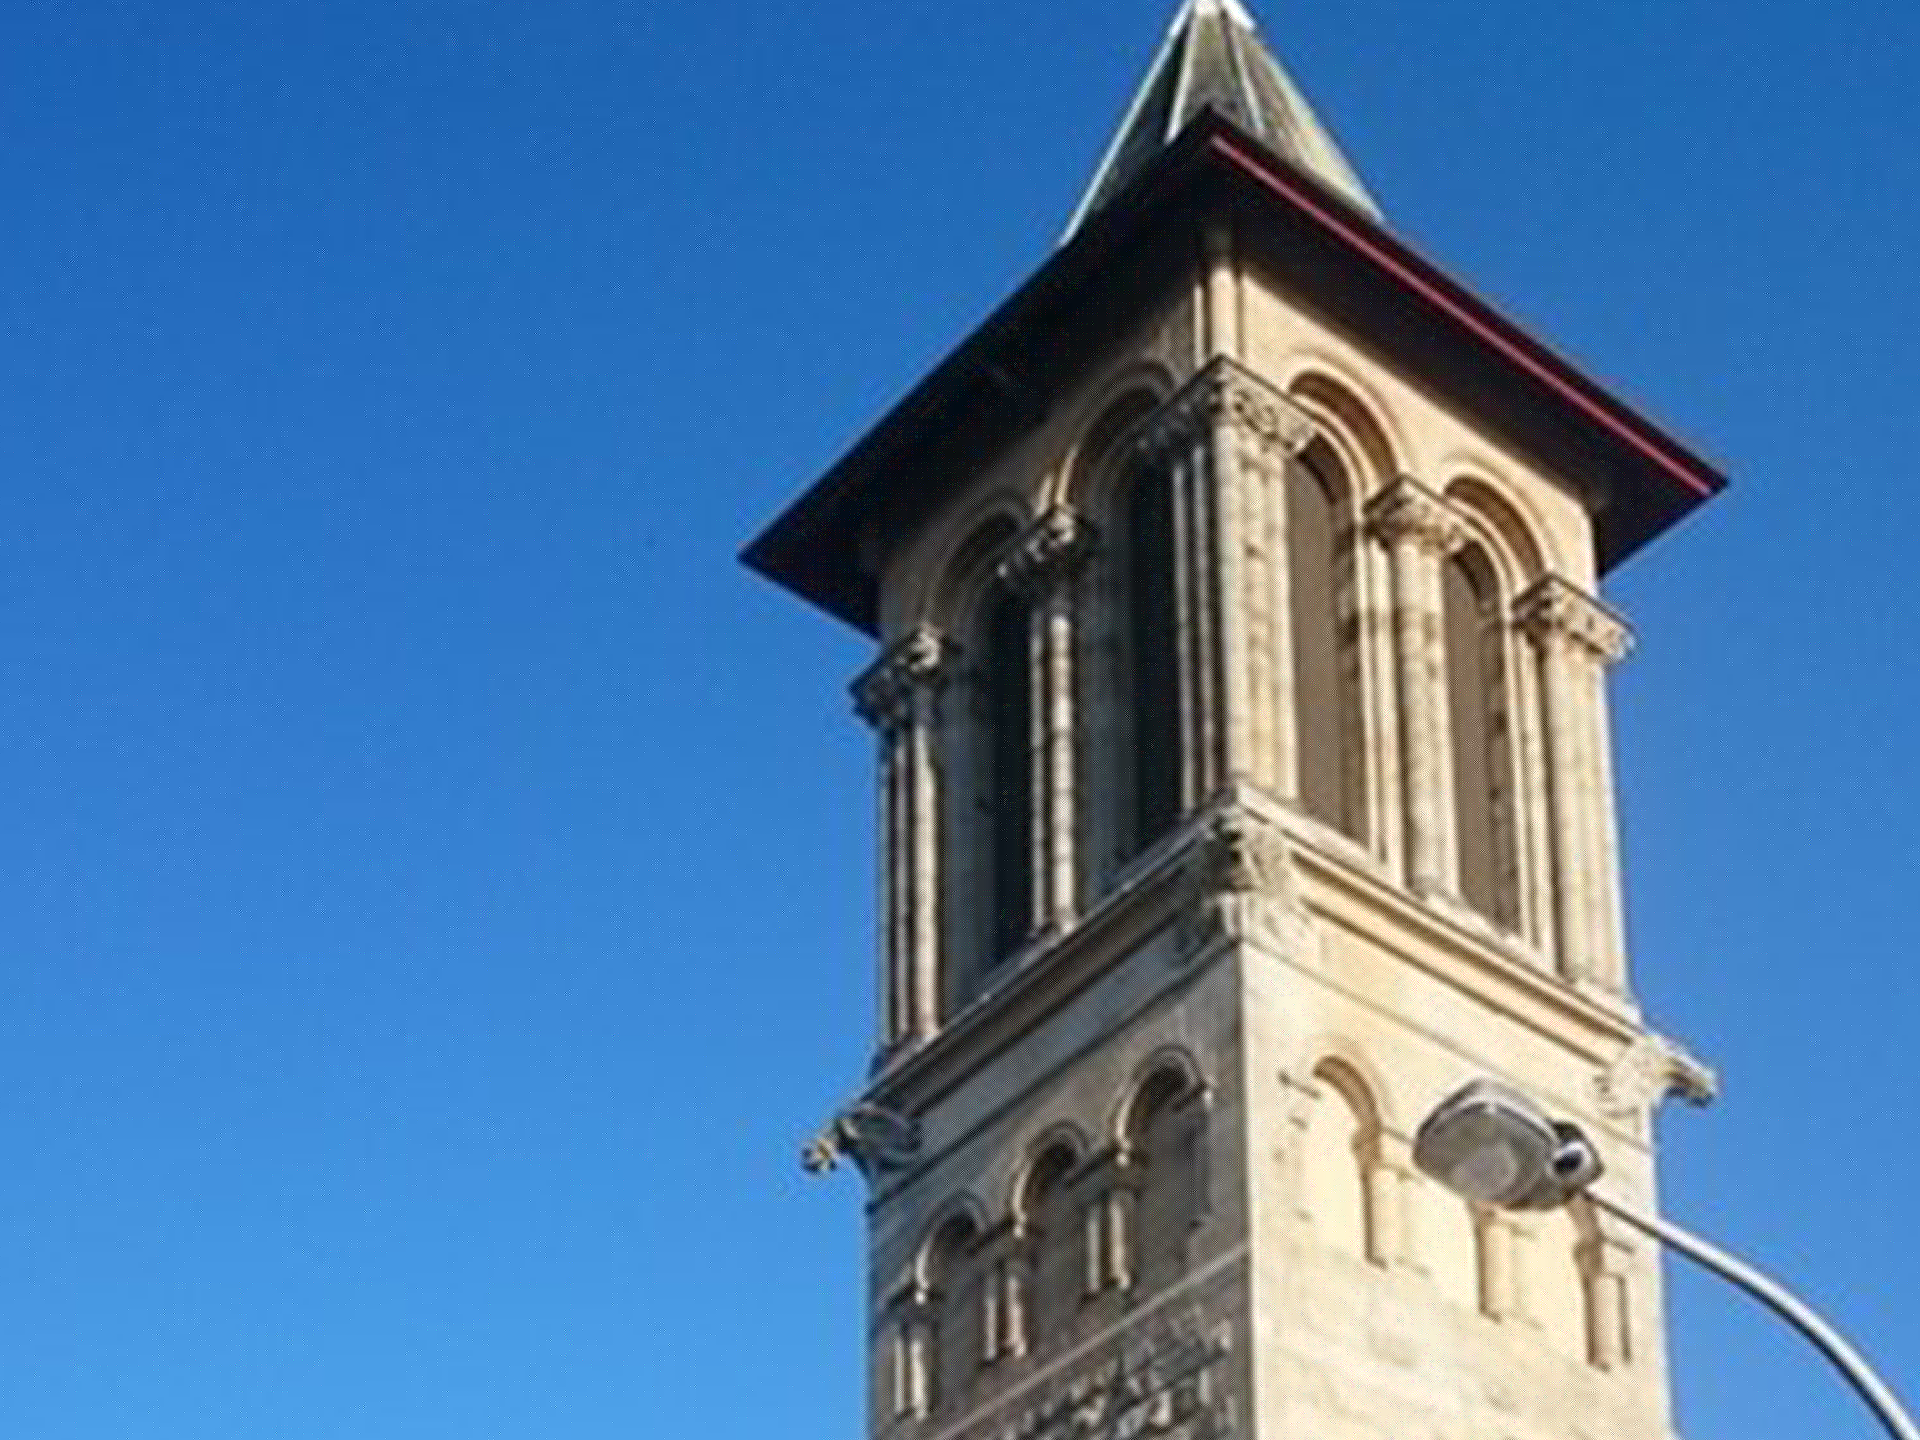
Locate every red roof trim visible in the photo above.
<box><xmin>1208</xmin><ymin>135</ymin><xmax>1722</xmax><ymax>499</ymax></box>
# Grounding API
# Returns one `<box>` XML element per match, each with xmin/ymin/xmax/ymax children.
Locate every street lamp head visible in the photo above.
<box><xmin>1413</xmin><ymin>1079</ymin><xmax>1604</xmax><ymax>1211</ymax></box>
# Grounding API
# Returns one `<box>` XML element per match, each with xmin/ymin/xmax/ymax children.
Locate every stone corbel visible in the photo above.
<box><xmin>1177</xmin><ymin>804</ymin><xmax>1313</xmax><ymax>959</ymax></box>
<box><xmin>1513</xmin><ymin>575</ymin><xmax>1635</xmax><ymax>665</ymax></box>
<box><xmin>802</xmin><ymin>1102</ymin><xmax>923</xmax><ymax>1180</ymax></box>
<box><xmin>1593</xmin><ymin>1032</ymin><xmax>1719</xmax><ymax>1119</ymax></box>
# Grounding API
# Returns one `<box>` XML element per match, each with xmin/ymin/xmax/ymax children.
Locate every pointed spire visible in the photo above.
<box><xmin>1064</xmin><ymin>0</ymin><xmax>1380</xmax><ymax>242</ymax></box>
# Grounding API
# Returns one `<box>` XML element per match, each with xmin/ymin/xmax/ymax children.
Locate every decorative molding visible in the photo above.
<box><xmin>1513</xmin><ymin>575</ymin><xmax>1635</xmax><ymax>664</ymax></box>
<box><xmin>1364</xmin><ymin>476</ymin><xmax>1466</xmax><ymax>556</ymax></box>
<box><xmin>996</xmin><ymin>506</ymin><xmax>1097</xmax><ymax>597</ymax></box>
<box><xmin>851</xmin><ymin>625</ymin><xmax>953</xmax><ymax>730</ymax></box>
<box><xmin>801</xmin><ymin>1102</ymin><xmax>924</xmax><ymax>1179</ymax></box>
<box><xmin>1177</xmin><ymin>805</ymin><xmax>1312</xmax><ymax>958</ymax></box>
<box><xmin>1593</xmin><ymin>1032</ymin><xmax>1719</xmax><ymax>1118</ymax></box>
<box><xmin>1134</xmin><ymin>357</ymin><xmax>1317</xmax><ymax>462</ymax></box>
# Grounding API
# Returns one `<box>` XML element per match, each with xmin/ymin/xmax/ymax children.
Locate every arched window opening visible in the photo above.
<box><xmin>981</xmin><ymin>584</ymin><xmax>1035</xmax><ymax>964</ymax></box>
<box><xmin>1121</xmin><ymin>456</ymin><xmax>1181</xmax><ymax>859</ymax></box>
<box><xmin>925</xmin><ymin>1214</ymin><xmax>986</xmax><ymax>1412</ymax></box>
<box><xmin>1019</xmin><ymin>1144</ymin><xmax>1084</xmax><ymax>1350</ymax></box>
<box><xmin>1126</xmin><ymin>1068</ymin><xmax>1206</xmax><ymax>1292</ymax></box>
<box><xmin>1288</xmin><ymin>447</ymin><xmax>1362</xmax><ymax>838</ymax></box>
<box><xmin>1299</xmin><ymin>1066</ymin><xmax>1372</xmax><ymax>1261</ymax></box>
<box><xmin>1443</xmin><ymin>547</ymin><xmax>1518</xmax><ymax>925</ymax></box>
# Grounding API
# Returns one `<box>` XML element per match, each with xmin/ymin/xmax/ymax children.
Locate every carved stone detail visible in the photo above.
<box><xmin>1593</xmin><ymin>1033</ymin><xmax>1719</xmax><ymax>1118</ymax></box>
<box><xmin>1178</xmin><ymin>805</ymin><xmax>1312</xmax><ymax>957</ymax></box>
<box><xmin>1364</xmin><ymin>476</ymin><xmax>1466</xmax><ymax>557</ymax></box>
<box><xmin>802</xmin><ymin>1102</ymin><xmax>923</xmax><ymax>1180</ymax></box>
<box><xmin>996</xmin><ymin>506</ymin><xmax>1097</xmax><ymax>597</ymax></box>
<box><xmin>1134</xmin><ymin>357</ymin><xmax>1317</xmax><ymax>461</ymax></box>
<box><xmin>1514</xmin><ymin>575</ymin><xmax>1635</xmax><ymax>665</ymax></box>
<box><xmin>970</xmin><ymin>1308</ymin><xmax>1234</xmax><ymax>1440</ymax></box>
<box><xmin>852</xmin><ymin>625</ymin><xmax>953</xmax><ymax>731</ymax></box>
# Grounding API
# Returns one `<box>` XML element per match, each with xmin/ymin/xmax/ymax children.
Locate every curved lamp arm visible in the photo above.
<box><xmin>1588</xmin><ymin>1189</ymin><xmax>1920</xmax><ymax>1440</ymax></box>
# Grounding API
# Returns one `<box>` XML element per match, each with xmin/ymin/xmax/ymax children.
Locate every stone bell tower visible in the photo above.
<box><xmin>747</xmin><ymin>4</ymin><xmax>1726</xmax><ymax>1439</ymax></box>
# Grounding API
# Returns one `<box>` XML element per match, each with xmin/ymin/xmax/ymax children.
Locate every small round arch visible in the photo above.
<box><xmin>1444</xmin><ymin>472</ymin><xmax>1552</xmax><ymax>588</ymax></box>
<box><xmin>1008</xmin><ymin>1122</ymin><xmax>1093</xmax><ymax>1222</ymax></box>
<box><xmin>913</xmin><ymin>498</ymin><xmax>1031</xmax><ymax>635</ymax></box>
<box><xmin>1285</xmin><ymin>363</ymin><xmax>1405</xmax><ymax>491</ymax></box>
<box><xmin>1294</xmin><ymin>1037</ymin><xmax>1400</xmax><ymax>1134</ymax></box>
<box><xmin>1060</xmin><ymin>377</ymin><xmax>1172</xmax><ymax>517</ymax></box>
<box><xmin>1112</xmin><ymin>1047</ymin><xmax>1208</xmax><ymax>1150</ymax></box>
<box><xmin>913</xmin><ymin>1195</ymin><xmax>993</xmax><ymax>1290</ymax></box>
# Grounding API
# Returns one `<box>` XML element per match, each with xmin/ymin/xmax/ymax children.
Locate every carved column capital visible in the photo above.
<box><xmin>994</xmin><ymin>506</ymin><xmax>1097</xmax><ymax>597</ymax></box>
<box><xmin>1365</xmin><ymin>476</ymin><xmax>1466</xmax><ymax>556</ymax></box>
<box><xmin>851</xmin><ymin>625</ymin><xmax>954</xmax><ymax>730</ymax></box>
<box><xmin>1134</xmin><ymin>357</ymin><xmax>1318</xmax><ymax>461</ymax></box>
<box><xmin>1514</xmin><ymin>575</ymin><xmax>1635</xmax><ymax>664</ymax></box>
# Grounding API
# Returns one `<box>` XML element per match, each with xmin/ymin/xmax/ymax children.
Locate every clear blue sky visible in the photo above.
<box><xmin>0</xmin><ymin>2</ymin><xmax>1914</xmax><ymax>1436</ymax></box>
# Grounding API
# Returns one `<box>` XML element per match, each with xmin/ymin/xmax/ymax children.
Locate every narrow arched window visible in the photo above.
<box><xmin>925</xmin><ymin>1215</ymin><xmax>985</xmax><ymax>1411</ymax></box>
<box><xmin>1019</xmin><ymin>1144</ymin><xmax>1084</xmax><ymax>1350</ymax></box>
<box><xmin>1121</xmin><ymin>457</ymin><xmax>1181</xmax><ymax>857</ymax></box>
<box><xmin>1288</xmin><ymin>447</ymin><xmax>1361</xmax><ymax>838</ymax></box>
<box><xmin>1443</xmin><ymin>547</ymin><xmax>1517</xmax><ymax>925</ymax></box>
<box><xmin>981</xmin><ymin>585</ymin><xmax>1034</xmax><ymax>963</ymax></box>
<box><xmin>1127</xmin><ymin>1069</ymin><xmax>1206</xmax><ymax>1292</ymax></box>
<box><xmin>1299</xmin><ymin>1068</ymin><xmax>1372</xmax><ymax>1260</ymax></box>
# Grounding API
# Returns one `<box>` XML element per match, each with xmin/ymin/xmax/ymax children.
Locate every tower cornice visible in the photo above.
<box><xmin>743</xmin><ymin>112</ymin><xmax>1726</xmax><ymax>636</ymax></box>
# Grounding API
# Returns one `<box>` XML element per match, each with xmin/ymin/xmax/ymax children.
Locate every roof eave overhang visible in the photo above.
<box><xmin>743</xmin><ymin>113</ymin><xmax>1727</xmax><ymax>636</ymax></box>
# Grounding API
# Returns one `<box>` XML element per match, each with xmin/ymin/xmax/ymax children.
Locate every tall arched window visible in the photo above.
<box><xmin>1121</xmin><ymin>455</ymin><xmax>1181</xmax><ymax>858</ymax></box>
<box><xmin>980</xmin><ymin>584</ymin><xmax>1034</xmax><ymax>964</ymax></box>
<box><xmin>1288</xmin><ymin>445</ymin><xmax>1362</xmax><ymax>838</ymax></box>
<box><xmin>1443</xmin><ymin>546</ymin><xmax>1518</xmax><ymax>926</ymax></box>
<box><xmin>1018</xmin><ymin>1143</ymin><xmax>1084</xmax><ymax>1350</ymax></box>
<box><xmin>924</xmin><ymin>1214</ymin><xmax>985</xmax><ymax>1412</ymax></box>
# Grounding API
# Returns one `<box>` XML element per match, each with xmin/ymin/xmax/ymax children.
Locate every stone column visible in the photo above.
<box><xmin>1361</xmin><ymin>1131</ymin><xmax>1413</xmax><ymax>1271</ymax></box>
<box><xmin>1514</xmin><ymin>577</ymin><xmax>1634</xmax><ymax>989</ymax></box>
<box><xmin>1475</xmin><ymin>1207</ymin><xmax>1521</xmax><ymax>1321</ymax></box>
<box><xmin>974</xmin><ymin>1222</ymin><xmax>1026</xmax><ymax>1366</ymax></box>
<box><xmin>1366</xmin><ymin>478</ymin><xmax>1466</xmax><ymax>898</ymax></box>
<box><xmin>886</xmin><ymin>1287</ymin><xmax>936</xmax><ymax>1419</ymax></box>
<box><xmin>997</xmin><ymin>507</ymin><xmax>1096</xmax><ymax>936</ymax></box>
<box><xmin>854</xmin><ymin>627</ymin><xmax>953</xmax><ymax>1053</ymax></box>
<box><xmin>1137</xmin><ymin>360</ymin><xmax>1317</xmax><ymax>809</ymax></box>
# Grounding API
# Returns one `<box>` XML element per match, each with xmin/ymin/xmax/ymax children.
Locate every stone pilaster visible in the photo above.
<box><xmin>1578</xmin><ymin>1215</ymin><xmax>1639</xmax><ymax>1371</ymax></box>
<box><xmin>854</xmin><ymin>626</ymin><xmax>955</xmax><ymax>1054</ymax></box>
<box><xmin>1515</xmin><ymin>576</ymin><xmax>1634</xmax><ymax>989</ymax></box>
<box><xmin>997</xmin><ymin>507</ymin><xmax>1096</xmax><ymax>936</ymax></box>
<box><xmin>1366</xmin><ymin>477</ymin><xmax>1467</xmax><ymax>898</ymax></box>
<box><xmin>1137</xmin><ymin>359</ymin><xmax>1316</xmax><ymax>810</ymax></box>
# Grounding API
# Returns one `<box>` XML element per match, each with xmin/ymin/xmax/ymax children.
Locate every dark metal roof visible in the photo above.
<box><xmin>742</xmin><ymin>109</ymin><xmax>1725</xmax><ymax>636</ymax></box>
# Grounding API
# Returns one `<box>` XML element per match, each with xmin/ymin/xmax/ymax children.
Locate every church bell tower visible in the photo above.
<box><xmin>747</xmin><ymin>4</ymin><xmax>1727</xmax><ymax>1438</ymax></box>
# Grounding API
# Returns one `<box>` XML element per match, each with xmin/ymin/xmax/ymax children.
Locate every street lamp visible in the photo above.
<box><xmin>1414</xmin><ymin>1079</ymin><xmax>1920</xmax><ymax>1440</ymax></box>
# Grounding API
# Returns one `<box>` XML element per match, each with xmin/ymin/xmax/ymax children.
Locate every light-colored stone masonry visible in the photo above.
<box><xmin>815</xmin><ymin>221</ymin><xmax>1692</xmax><ymax>1440</ymax></box>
